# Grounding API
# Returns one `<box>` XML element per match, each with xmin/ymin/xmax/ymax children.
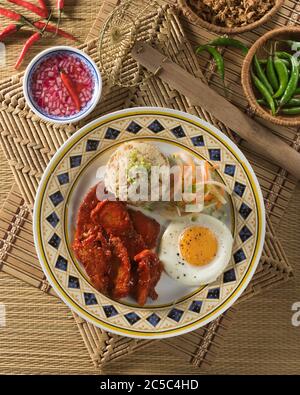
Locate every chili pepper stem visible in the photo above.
<box><xmin>18</xmin><ymin>15</ymin><xmax>41</xmax><ymax>33</ymax></box>
<box><xmin>55</xmin><ymin>10</ymin><xmax>61</xmax><ymax>36</ymax></box>
<box><xmin>56</xmin><ymin>0</ymin><xmax>64</xmax><ymax>36</ymax></box>
<box><xmin>261</xmin><ymin>46</ymin><xmax>272</xmax><ymax>56</ymax></box>
<box><xmin>41</xmin><ymin>10</ymin><xmax>52</xmax><ymax>34</ymax></box>
<box><xmin>33</xmin><ymin>21</ymin><xmax>77</xmax><ymax>41</ymax></box>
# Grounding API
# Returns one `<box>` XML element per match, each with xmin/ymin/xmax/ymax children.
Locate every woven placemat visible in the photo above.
<box><xmin>0</xmin><ymin>1</ymin><xmax>294</xmax><ymax>370</ymax></box>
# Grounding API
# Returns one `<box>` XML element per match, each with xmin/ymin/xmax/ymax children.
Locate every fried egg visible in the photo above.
<box><xmin>158</xmin><ymin>214</ymin><xmax>233</xmax><ymax>286</ymax></box>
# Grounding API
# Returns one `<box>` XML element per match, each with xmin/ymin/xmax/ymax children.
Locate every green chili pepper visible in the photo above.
<box><xmin>206</xmin><ymin>37</ymin><xmax>249</xmax><ymax>55</ymax></box>
<box><xmin>281</xmin><ymin>106</ymin><xmax>300</xmax><ymax>115</ymax></box>
<box><xmin>275</xmin><ymin>51</ymin><xmax>300</xmax><ymax>69</ymax></box>
<box><xmin>279</xmin><ymin>59</ymin><xmax>290</xmax><ymax>68</ymax></box>
<box><xmin>251</xmin><ymin>70</ymin><xmax>276</xmax><ymax>115</ymax></box>
<box><xmin>281</xmin><ymin>59</ymin><xmax>290</xmax><ymax>68</ymax></box>
<box><xmin>253</xmin><ymin>55</ymin><xmax>274</xmax><ymax>95</ymax></box>
<box><xmin>279</xmin><ymin>55</ymin><xmax>299</xmax><ymax>107</ymax></box>
<box><xmin>282</xmin><ymin>98</ymin><xmax>300</xmax><ymax>107</ymax></box>
<box><xmin>273</xmin><ymin>56</ymin><xmax>289</xmax><ymax>99</ymax></box>
<box><xmin>196</xmin><ymin>45</ymin><xmax>225</xmax><ymax>81</ymax></box>
<box><xmin>275</xmin><ymin>51</ymin><xmax>292</xmax><ymax>60</ymax></box>
<box><xmin>266</xmin><ymin>56</ymin><xmax>279</xmax><ymax>91</ymax></box>
<box><xmin>259</xmin><ymin>58</ymin><xmax>290</xmax><ymax>68</ymax></box>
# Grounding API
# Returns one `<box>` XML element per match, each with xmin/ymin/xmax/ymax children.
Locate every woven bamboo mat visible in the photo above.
<box><xmin>0</xmin><ymin>0</ymin><xmax>296</xmax><ymax>372</ymax></box>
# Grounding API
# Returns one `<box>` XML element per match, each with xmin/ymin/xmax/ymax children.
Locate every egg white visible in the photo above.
<box><xmin>158</xmin><ymin>214</ymin><xmax>233</xmax><ymax>286</ymax></box>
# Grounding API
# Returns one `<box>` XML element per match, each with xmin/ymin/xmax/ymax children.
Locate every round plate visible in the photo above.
<box><xmin>33</xmin><ymin>107</ymin><xmax>265</xmax><ymax>339</ymax></box>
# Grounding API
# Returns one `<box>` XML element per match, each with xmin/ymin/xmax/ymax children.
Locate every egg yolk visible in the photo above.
<box><xmin>179</xmin><ymin>226</ymin><xmax>218</xmax><ymax>266</ymax></box>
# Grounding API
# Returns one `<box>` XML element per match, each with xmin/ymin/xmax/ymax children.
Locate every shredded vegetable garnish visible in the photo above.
<box><xmin>170</xmin><ymin>152</ymin><xmax>231</xmax><ymax>215</ymax></box>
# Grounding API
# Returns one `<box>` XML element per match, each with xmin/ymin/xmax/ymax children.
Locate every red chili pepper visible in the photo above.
<box><xmin>15</xmin><ymin>31</ymin><xmax>41</xmax><ymax>69</ymax></box>
<box><xmin>57</xmin><ymin>0</ymin><xmax>64</xmax><ymax>11</ymax></box>
<box><xmin>8</xmin><ymin>0</ymin><xmax>48</xmax><ymax>19</ymax></box>
<box><xmin>0</xmin><ymin>6</ymin><xmax>41</xmax><ymax>32</ymax></box>
<box><xmin>37</xmin><ymin>0</ymin><xmax>48</xmax><ymax>12</ymax></box>
<box><xmin>60</xmin><ymin>69</ymin><xmax>81</xmax><ymax>111</ymax></box>
<box><xmin>56</xmin><ymin>0</ymin><xmax>64</xmax><ymax>34</ymax></box>
<box><xmin>0</xmin><ymin>7</ymin><xmax>22</xmax><ymax>21</ymax></box>
<box><xmin>34</xmin><ymin>21</ymin><xmax>77</xmax><ymax>41</ymax></box>
<box><xmin>0</xmin><ymin>24</ymin><xmax>20</xmax><ymax>40</ymax></box>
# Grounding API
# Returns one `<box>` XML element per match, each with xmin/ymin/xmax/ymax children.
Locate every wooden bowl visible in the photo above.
<box><xmin>178</xmin><ymin>0</ymin><xmax>284</xmax><ymax>35</ymax></box>
<box><xmin>241</xmin><ymin>26</ymin><xmax>300</xmax><ymax>127</ymax></box>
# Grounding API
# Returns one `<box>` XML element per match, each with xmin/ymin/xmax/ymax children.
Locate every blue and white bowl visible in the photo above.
<box><xmin>23</xmin><ymin>46</ymin><xmax>102</xmax><ymax>124</ymax></box>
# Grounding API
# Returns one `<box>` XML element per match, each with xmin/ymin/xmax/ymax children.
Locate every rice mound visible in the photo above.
<box><xmin>104</xmin><ymin>141</ymin><xmax>169</xmax><ymax>201</ymax></box>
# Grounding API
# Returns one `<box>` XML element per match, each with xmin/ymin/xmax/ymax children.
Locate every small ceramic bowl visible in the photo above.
<box><xmin>242</xmin><ymin>27</ymin><xmax>300</xmax><ymax>127</ymax></box>
<box><xmin>23</xmin><ymin>46</ymin><xmax>102</xmax><ymax>124</ymax></box>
